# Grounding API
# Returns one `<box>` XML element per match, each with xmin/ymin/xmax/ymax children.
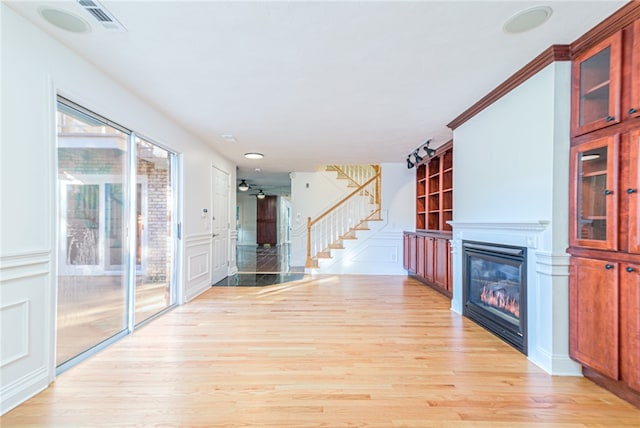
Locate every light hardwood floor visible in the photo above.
<box><xmin>3</xmin><ymin>275</ymin><xmax>640</xmax><ymax>427</ymax></box>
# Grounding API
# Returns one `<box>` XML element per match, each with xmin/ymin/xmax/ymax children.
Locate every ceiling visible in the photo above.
<box><xmin>6</xmin><ymin>0</ymin><xmax>627</xmax><ymax>192</ymax></box>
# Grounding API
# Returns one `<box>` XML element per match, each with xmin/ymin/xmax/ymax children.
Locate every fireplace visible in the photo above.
<box><xmin>463</xmin><ymin>241</ymin><xmax>527</xmax><ymax>354</ymax></box>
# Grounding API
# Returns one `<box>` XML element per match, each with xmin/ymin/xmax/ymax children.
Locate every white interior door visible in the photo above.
<box><xmin>211</xmin><ymin>166</ymin><xmax>229</xmax><ymax>283</ymax></box>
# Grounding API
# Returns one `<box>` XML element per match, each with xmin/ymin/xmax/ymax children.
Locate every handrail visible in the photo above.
<box><xmin>306</xmin><ymin>167</ymin><xmax>381</xmax><ymax>268</ymax></box>
<box><xmin>309</xmin><ymin>173</ymin><xmax>379</xmax><ymax>227</ymax></box>
<box><xmin>330</xmin><ymin>165</ymin><xmax>379</xmax><ymax>188</ymax></box>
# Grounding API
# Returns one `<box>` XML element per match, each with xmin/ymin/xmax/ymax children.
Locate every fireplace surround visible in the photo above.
<box><xmin>463</xmin><ymin>241</ymin><xmax>527</xmax><ymax>354</ymax></box>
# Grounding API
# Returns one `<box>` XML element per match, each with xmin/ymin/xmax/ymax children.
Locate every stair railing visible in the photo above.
<box><xmin>306</xmin><ymin>168</ymin><xmax>381</xmax><ymax>268</ymax></box>
<box><xmin>330</xmin><ymin>164</ymin><xmax>378</xmax><ymax>187</ymax></box>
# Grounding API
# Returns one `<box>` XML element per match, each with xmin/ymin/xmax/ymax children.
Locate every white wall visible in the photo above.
<box><xmin>290</xmin><ymin>163</ymin><xmax>414</xmax><ymax>273</ymax></box>
<box><xmin>451</xmin><ymin>62</ymin><xmax>580</xmax><ymax>375</ymax></box>
<box><xmin>0</xmin><ymin>5</ymin><xmax>236</xmax><ymax>414</ymax></box>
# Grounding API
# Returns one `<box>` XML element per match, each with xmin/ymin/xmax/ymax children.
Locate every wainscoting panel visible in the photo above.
<box><xmin>0</xmin><ymin>300</ymin><xmax>30</xmax><ymax>367</ymax></box>
<box><xmin>183</xmin><ymin>234</ymin><xmax>212</xmax><ymax>302</ymax></box>
<box><xmin>0</xmin><ymin>251</ymin><xmax>53</xmax><ymax>415</ymax></box>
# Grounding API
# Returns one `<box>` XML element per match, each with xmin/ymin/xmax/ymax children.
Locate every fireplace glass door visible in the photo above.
<box><xmin>463</xmin><ymin>241</ymin><xmax>527</xmax><ymax>354</ymax></box>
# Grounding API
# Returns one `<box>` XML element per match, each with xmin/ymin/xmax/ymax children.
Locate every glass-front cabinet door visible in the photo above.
<box><xmin>570</xmin><ymin>135</ymin><xmax>619</xmax><ymax>250</ymax></box>
<box><xmin>629</xmin><ymin>129</ymin><xmax>640</xmax><ymax>254</ymax></box>
<box><xmin>631</xmin><ymin>20</ymin><xmax>640</xmax><ymax>120</ymax></box>
<box><xmin>571</xmin><ymin>32</ymin><xmax>622</xmax><ymax>136</ymax></box>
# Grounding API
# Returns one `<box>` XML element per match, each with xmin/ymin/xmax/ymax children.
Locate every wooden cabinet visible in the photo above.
<box><xmin>569</xmin><ymin>135</ymin><xmax>619</xmax><ymax>250</ymax></box>
<box><xmin>404</xmin><ymin>233</ymin><xmax>417</xmax><ymax>273</ymax></box>
<box><xmin>622</xmin><ymin>262</ymin><xmax>640</xmax><ymax>393</ymax></box>
<box><xmin>569</xmin><ymin>16</ymin><xmax>640</xmax><ymax>406</ymax></box>
<box><xmin>571</xmin><ymin>32</ymin><xmax>622</xmax><ymax>136</ymax></box>
<box><xmin>630</xmin><ymin>20</ymin><xmax>640</xmax><ymax>120</ymax></box>
<box><xmin>257</xmin><ymin>195</ymin><xmax>277</xmax><ymax>246</ymax></box>
<box><xmin>570</xmin><ymin>257</ymin><xmax>640</xmax><ymax>395</ymax></box>
<box><xmin>403</xmin><ymin>231</ymin><xmax>450</xmax><ymax>297</ymax></box>
<box><xmin>405</xmin><ymin>140</ymin><xmax>453</xmax><ymax>298</ymax></box>
<box><xmin>629</xmin><ymin>129</ymin><xmax>640</xmax><ymax>254</ymax></box>
<box><xmin>569</xmin><ymin>257</ymin><xmax>619</xmax><ymax>379</ymax></box>
<box><xmin>433</xmin><ymin>238</ymin><xmax>448</xmax><ymax>290</ymax></box>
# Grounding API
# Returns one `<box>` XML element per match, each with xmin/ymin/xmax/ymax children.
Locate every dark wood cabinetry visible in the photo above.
<box><xmin>404</xmin><ymin>141</ymin><xmax>453</xmax><ymax>298</ymax></box>
<box><xmin>571</xmin><ymin>32</ymin><xmax>622</xmax><ymax>136</ymax></box>
<box><xmin>569</xmin><ymin>15</ymin><xmax>640</xmax><ymax>406</ymax></box>
<box><xmin>569</xmin><ymin>257</ymin><xmax>619</xmax><ymax>379</ymax></box>
<box><xmin>257</xmin><ymin>195</ymin><xmax>277</xmax><ymax>246</ymax></box>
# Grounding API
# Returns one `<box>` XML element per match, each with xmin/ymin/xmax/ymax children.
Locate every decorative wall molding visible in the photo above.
<box><xmin>535</xmin><ymin>252</ymin><xmax>571</xmax><ymax>277</ymax></box>
<box><xmin>447</xmin><ymin>45</ymin><xmax>570</xmax><ymax>130</ymax></box>
<box><xmin>0</xmin><ymin>251</ymin><xmax>50</xmax><ymax>282</ymax></box>
<box><xmin>0</xmin><ymin>365</ymin><xmax>48</xmax><ymax>415</ymax></box>
<box><xmin>186</xmin><ymin>251</ymin><xmax>209</xmax><ymax>283</ymax></box>
<box><xmin>184</xmin><ymin>233</ymin><xmax>211</xmax><ymax>249</ymax></box>
<box><xmin>0</xmin><ymin>300</ymin><xmax>30</xmax><ymax>367</ymax></box>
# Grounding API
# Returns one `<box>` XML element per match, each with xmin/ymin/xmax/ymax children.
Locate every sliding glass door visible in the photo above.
<box><xmin>56</xmin><ymin>101</ymin><xmax>130</xmax><ymax>367</ymax></box>
<box><xmin>56</xmin><ymin>98</ymin><xmax>178</xmax><ymax>370</ymax></box>
<box><xmin>134</xmin><ymin>136</ymin><xmax>176</xmax><ymax>324</ymax></box>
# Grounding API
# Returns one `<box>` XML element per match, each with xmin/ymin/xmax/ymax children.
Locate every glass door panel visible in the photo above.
<box><xmin>134</xmin><ymin>137</ymin><xmax>176</xmax><ymax>324</ymax></box>
<box><xmin>56</xmin><ymin>101</ymin><xmax>130</xmax><ymax>366</ymax></box>
<box><xmin>571</xmin><ymin>32</ymin><xmax>621</xmax><ymax>136</ymax></box>
<box><xmin>570</xmin><ymin>135</ymin><xmax>618</xmax><ymax>251</ymax></box>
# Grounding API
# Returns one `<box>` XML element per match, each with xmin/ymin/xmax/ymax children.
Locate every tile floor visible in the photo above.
<box><xmin>214</xmin><ymin>244</ymin><xmax>307</xmax><ymax>287</ymax></box>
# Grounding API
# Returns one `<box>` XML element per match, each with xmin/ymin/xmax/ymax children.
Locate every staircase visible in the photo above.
<box><xmin>306</xmin><ymin>165</ymin><xmax>382</xmax><ymax>269</ymax></box>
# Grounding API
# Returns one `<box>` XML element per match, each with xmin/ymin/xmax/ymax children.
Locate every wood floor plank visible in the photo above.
<box><xmin>2</xmin><ymin>275</ymin><xmax>640</xmax><ymax>427</ymax></box>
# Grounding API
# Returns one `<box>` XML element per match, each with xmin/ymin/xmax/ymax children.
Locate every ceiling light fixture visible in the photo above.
<box><xmin>503</xmin><ymin>6</ymin><xmax>553</xmax><ymax>34</ymax></box>
<box><xmin>244</xmin><ymin>152</ymin><xmax>264</xmax><ymax>159</ymax></box>
<box><xmin>406</xmin><ymin>155</ymin><xmax>415</xmax><ymax>169</ymax></box>
<box><xmin>423</xmin><ymin>139</ymin><xmax>436</xmax><ymax>158</ymax></box>
<box><xmin>238</xmin><ymin>179</ymin><xmax>249</xmax><ymax>191</ymax></box>
<box><xmin>256</xmin><ymin>190</ymin><xmax>266</xmax><ymax>199</ymax></box>
<box><xmin>39</xmin><ymin>7</ymin><xmax>90</xmax><ymax>33</ymax></box>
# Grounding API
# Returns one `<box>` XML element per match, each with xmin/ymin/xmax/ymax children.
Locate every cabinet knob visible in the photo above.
<box><xmin>605</xmin><ymin>264</ymin><xmax>614</xmax><ymax>270</ymax></box>
<box><xmin>606</xmin><ymin>116</ymin><xmax>615</xmax><ymax>122</ymax></box>
<box><xmin>626</xmin><ymin>267</ymin><xmax>636</xmax><ymax>273</ymax></box>
<box><xmin>603</xmin><ymin>189</ymin><xmax>614</xmax><ymax>195</ymax></box>
<box><xmin>629</xmin><ymin>108</ymin><xmax>638</xmax><ymax>115</ymax></box>
<box><xmin>628</xmin><ymin>188</ymin><xmax>637</xmax><ymax>194</ymax></box>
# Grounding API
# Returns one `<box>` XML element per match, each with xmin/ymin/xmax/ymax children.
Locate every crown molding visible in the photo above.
<box><xmin>447</xmin><ymin>45</ymin><xmax>570</xmax><ymax>130</ymax></box>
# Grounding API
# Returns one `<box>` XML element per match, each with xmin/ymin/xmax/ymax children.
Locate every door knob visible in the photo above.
<box><xmin>627</xmin><ymin>267</ymin><xmax>636</xmax><ymax>273</ymax></box>
<box><xmin>628</xmin><ymin>188</ymin><xmax>637</xmax><ymax>194</ymax></box>
<box><xmin>605</xmin><ymin>264</ymin><xmax>614</xmax><ymax>270</ymax></box>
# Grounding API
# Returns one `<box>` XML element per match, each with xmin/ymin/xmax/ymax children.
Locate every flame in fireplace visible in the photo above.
<box><xmin>480</xmin><ymin>284</ymin><xmax>520</xmax><ymax>318</ymax></box>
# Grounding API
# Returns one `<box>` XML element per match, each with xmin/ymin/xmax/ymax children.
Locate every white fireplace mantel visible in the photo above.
<box><xmin>447</xmin><ymin>220</ymin><xmax>549</xmax><ymax>232</ymax></box>
<box><xmin>447</xmin><ymin>219</ymin><xmax>581</xmax><ymax>375</ymax></box>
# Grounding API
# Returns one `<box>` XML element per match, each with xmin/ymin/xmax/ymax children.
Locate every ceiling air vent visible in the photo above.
<box><xmin>76</xmin><ymin>0</ymin><xmax>126</xmax><ymax>31</ymax></box>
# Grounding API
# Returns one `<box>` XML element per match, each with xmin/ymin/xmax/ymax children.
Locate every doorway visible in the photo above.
<box><xmin>211</xmin><ymin>166</ymin><xmax>229</xmax><ymax>284</ymax></box>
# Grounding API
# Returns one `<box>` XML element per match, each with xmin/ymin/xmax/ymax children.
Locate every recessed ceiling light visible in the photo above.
<box><xmin>503</xmin><ymin>6</ymin><xmax>552</xmax><ymax>34</ymax></box>
<box><xmin>38</xmin><ymin>7</ymin><xmax>90</xmax><ymax>34</ymax></box>
<box><xmin>244</xmin><ymin>153</ymin><xmax>264</xmax><ymax>159</ymax></box>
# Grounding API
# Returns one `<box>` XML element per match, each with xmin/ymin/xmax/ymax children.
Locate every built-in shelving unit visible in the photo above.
<box><xmin>405</xmin><ymin>140</ymin><xmax>453</xmax><ymax>298</ymax></box>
